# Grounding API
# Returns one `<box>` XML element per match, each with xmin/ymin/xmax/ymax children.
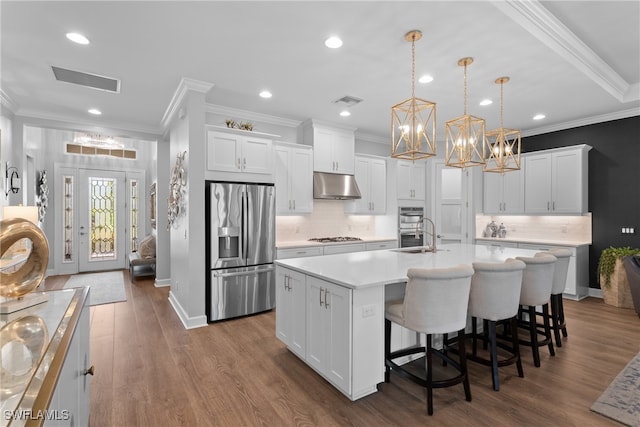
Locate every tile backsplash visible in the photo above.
<box><xmin>475</xmin><ymin>214</ymin><xmax>592</xmax><ymax>243</ymax></box>
<box><xmin>276</xmin><ymin>200</ymin><xmax>377</xmax><ymax>241</ymax></box>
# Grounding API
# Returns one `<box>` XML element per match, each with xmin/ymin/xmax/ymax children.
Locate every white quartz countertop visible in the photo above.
<box><xmin>275</xmin><ymin>243</ymin><xmax>541</xmax><ymax>290</ymax></box>
<box><xmin>475</xmin><ymin>237</ymin><xmax>591</xmax><ymax>247</ymax></box>
<box><xmin>276</xmin><ymin>237</ymin><xmax>397</xmax><ymax>249</ymax></box>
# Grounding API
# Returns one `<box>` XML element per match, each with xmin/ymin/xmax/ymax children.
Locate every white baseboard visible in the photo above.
<box><xmin>168</xmin><ymin>290</ymin><xmax>207</xmax><ymax>329</ymax></box>
<box><xmin>588</xmin><ymin>288</ymin><xmax>603</xmax><ymax>299</ymax></box>
<box><xmin>154</xmin><ymin>277</ymin><xmax>171</xmax><ymax>287</ymax></box>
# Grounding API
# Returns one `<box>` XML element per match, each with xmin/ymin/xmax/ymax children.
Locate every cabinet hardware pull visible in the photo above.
<box><xmin>324</xmin><ymin>289</ymin><xmax>330</xmax><ymax>309</ymax></box>
<box><xmin>84</xmin><ymin>366</ymin><xmax>95</xmax><ymax>376</ymax></box>
<box><xmin>553</xmin><ymin>201</ymin><xmax>555</xmax><ymax>211</ymax></box>
<box><xmin>320</xmin><ymin>288</ymin><xmax>325</xmax><ymax>307</ymax></box>
<box><xmin>243</xmin><ymin>157</ymin><xmax>246</xmax><ymax>169</ymax></box>
<box><xmin>293</xmin><ymin>200</ymin><xmax>296</xmax><ymax>210</ymax></box>
<box><xmin>237</xmin><ymin>158</ymin><xmax>241</xmax><ymax>169</ymax></box>
<box><xmin>289</xmin><ymin>200</ymin><xmax>292</xmax><ymax>210</ymax></box>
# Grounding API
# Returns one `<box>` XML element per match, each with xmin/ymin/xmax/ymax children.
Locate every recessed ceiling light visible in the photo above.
<box><xmin>533</xmin><ymin>114</ymin><xmax>546</xmax><ymax>120</ymax></box>
<box><xmin>88</xmin><ymin>108</ymin><xmax>102</xmax><ymax>115</ymax></box>
<box><xmin>340</xmin><ymin>110</ymin><xmax>351</xmax><ymax>117</ymax></box>
<box><xmin>259</xmin><ymin>90</ymin><xmax>272</xmax><ymax>99</ymax></box>
<box><xmin>479</xmin><ymin>99</ymin><xmax>493</xmax><ymax>106</ymax></box>
<box><xmin>66</xmin><ymin>32</ymin><xmax>90</xmax><ymax>45</ymax></box>
<box><xmin>418</xmin><ymin>75</ymin><xmax>433</xmax><ymax>84</ymax></box>
<box><xmin>324</xmin><ymin>36</ymin><xmax>343</xmax><ymax>49</ymax></box>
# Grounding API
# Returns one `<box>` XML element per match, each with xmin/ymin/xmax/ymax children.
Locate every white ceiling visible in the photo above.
<box><xmin>2</xmin><ymin>1</ymin><xmax>639</xmax><ymax>143</ymax></box>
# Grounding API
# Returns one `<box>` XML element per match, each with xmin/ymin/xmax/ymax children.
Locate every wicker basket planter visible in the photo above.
<box><xmin>600</xmin><ymin>259</ymin><xmax>634</xmax><ymax>308</ymax></box>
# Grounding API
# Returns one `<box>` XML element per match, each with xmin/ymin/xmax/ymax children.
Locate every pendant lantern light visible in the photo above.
<box><xmin>391</xmin><ymin>30</ymin><xmax>437</xmax><ymax>161</ymax></box>
<box><xmin>484</xmin><ymin>77</ymin><xmax>521</xmax><ymax>173</ymax></box>
<box><xmin>445</xmin><ymin>57</ymin><xmax>486</xmax><ymax>168</ymax></box>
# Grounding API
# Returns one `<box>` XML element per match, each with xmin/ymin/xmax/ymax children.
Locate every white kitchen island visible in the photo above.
<box><xmin>274</xmin><ymin>243</ymin><xmax>540</xmax><ymax>401</ymax></box>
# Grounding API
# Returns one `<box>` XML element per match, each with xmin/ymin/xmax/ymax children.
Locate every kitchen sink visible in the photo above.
<box><xmin>392</xmin><ymin>247</ymin><xmax>436</xmax><ymax>254</ymax></box>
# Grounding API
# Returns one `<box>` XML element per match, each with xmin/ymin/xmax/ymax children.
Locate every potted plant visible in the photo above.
<box><xmin>598</xmin><ymin>246</ymin><xmax>640</xmax><ymax>307</ymax></box>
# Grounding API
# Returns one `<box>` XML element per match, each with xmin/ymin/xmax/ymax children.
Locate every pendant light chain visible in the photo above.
<box><xmin>463</xmin><ymin>61</ymin><xmax>468</xmax><ymax>116</ymax></box>
<box><xmin>411</xmin><ymin>34</ymin><xmax>416</xmax><ymax>99</ymax></box>
<box><xmin>500</xmin><ymin>79</ymin><xmax>504</xmax><ymax>129</ymax></box>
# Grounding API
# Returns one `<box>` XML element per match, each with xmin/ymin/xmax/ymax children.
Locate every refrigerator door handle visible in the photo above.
<box><xmin>213</xmin><ymin>265</ymin><xmax>275</xmax><ymax>278</ymax></box>
<box><xmin>242</xmin><ymin>189</ymin><xmax>248</xmax><ymax>262</ymax></box>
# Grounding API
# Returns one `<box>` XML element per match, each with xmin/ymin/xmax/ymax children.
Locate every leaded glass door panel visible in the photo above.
<box><xmin>78</xmin><ymin>169</ymin><xmax>126</xmax><ymax>272</ymax></box>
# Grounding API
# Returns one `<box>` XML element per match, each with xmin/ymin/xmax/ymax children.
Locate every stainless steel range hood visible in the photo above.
<box><xmin>313</xmin><ymin>172</ymin><xmax>361</xmax><ymax>200</ymax></box>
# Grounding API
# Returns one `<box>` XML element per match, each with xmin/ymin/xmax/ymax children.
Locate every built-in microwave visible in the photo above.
<box><xmin>398</xmin><ymin>206</ymin><xmax>424</xmax><ymax>248</ymax></box>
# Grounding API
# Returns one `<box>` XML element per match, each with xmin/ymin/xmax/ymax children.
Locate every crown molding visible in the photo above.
<box><xmin>492</xmin><ymin>0</ymin><xmax>634</xmax><ymax>102</ymax></box>
<box><xmin>355</xmin><ymin>131</ymin><xmax>387</xmax><ymax>145</ymax></box>
<box><xmin>161</xmin><ymin>78</ymin><xmax>214</xmax><ymax>131</ymax></box>
<box><xmin>205</xmin><ymin>103</ymin><xmax>301</xmax><ymax>128</ymax></box>
<box><xmin>521</xmin><ymin>107</ymin><xmax>640</xmax><ymax>138</ymax></box>
<box><xmin>0</xmin><ymin>89</ymin><xmax>19</xmax><ymax>114</ymax></box>
<box><xmin>15</xmin><ymin>108</ymin><xmax>163</xmax><ymax>139</ymax></box>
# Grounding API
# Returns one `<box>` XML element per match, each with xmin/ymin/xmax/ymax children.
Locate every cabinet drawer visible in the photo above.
<box><xmin>323</xmin><ymin>243</ymin><xmax>366</xmax><ymax>255</ymax></box>
<box><xmin>366</xmin><ymin>241</ymin><xmax>397</xmax><ymax>251</ymax></box>
<box><xmin>277</xmin><ymin>247</ymin><xmax>324</xmax><ymax>259</ymax></box>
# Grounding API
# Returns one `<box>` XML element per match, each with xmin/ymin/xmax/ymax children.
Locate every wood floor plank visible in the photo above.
<box><xmin>42</xmin><ymin>272</ymin><xmax>639</xmax><ymax>426</ymax></box>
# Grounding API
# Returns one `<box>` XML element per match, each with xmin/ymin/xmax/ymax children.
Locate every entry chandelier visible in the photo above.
<box><xmin>445</xmin><ymin>57</ymin><xmax>486</xmax><ymax>168</ymax></box>
<box><xmin>391</xmin><ymin>30</ymin><xmax>436</xmax><ymax>161</ymax></box>
<box><xmin>484</xmin><ymin>77</ymin><xmax>521</xmax><ymax>173</ymax></box>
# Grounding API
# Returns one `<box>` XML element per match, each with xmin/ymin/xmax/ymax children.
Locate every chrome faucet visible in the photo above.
<box><xmin>415</xmin><ymin>216</ymin><xmax>437</xmax><ymax>252</ymax></box>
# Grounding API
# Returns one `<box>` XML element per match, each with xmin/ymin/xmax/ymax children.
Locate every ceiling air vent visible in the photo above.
<box><xmin>333</xmin><ymin>95</ymin><xmax>363</xmax><ymax>107</ymax></box>
<box><xmin>52</xmin><ymin>66</ymin><xmax>121</xmax><ymax>93</ymax></box>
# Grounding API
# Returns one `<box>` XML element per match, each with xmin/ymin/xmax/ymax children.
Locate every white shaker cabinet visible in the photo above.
<box><xmin>306</xmin><ymin>276</ymin><xmax>351</xmax><ymax>395</ymax></box>
<box><xmin>524</xmin><ymin>145</ymin><xmax>591</xmax><ymax>214</ymax></box>
<box><xmin>207</xmin><ymin>129</ymin><xmax>272</xmax><ymax>176</ymax></box>
<box><xmin>275</xmin><ymin>267</ymin><xmax>307</xmax><ymax>358</ymax></box>
<box><xmin>396</xmin><ymin>160</ymin><xmax>426</xmax><ymax>201</ymax></box>
<box><xmin>301</xmin><ymin>119</ymin><xmax>355</xmax><ymax>174</ymax></box>
<box><xmin>274</xmin><ymin>143</ymin><xmax>313</xmax><ymax>214</ymax></box>
<box><xmin>346</xmin><ymin>155</ymin><xmax>387</xmax><ymax>214</ymax></box>
<box><xmin>483</xmin><ymin>167</ymin><xmax>524</xmax><ymax>214</ymax></box>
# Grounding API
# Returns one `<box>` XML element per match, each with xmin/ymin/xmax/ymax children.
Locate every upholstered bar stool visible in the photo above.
<box><xmin>384</xmin><ymin>264</ymin><xmax>474</xmax><ymax>415</ymax></box>
<box><xmin>467</xmin><ymin>259</ymin><xmax>526</xmax><ymax>391</ymax></box>
<box><xmin>542</xmin><ymin>249</ymin><xmax>572</xmax><ymax>347</ymax></box>
<box><xmin>514</xmin><ymin>254</ymin><xmax>557</xmax><ymax>367</ymax></box>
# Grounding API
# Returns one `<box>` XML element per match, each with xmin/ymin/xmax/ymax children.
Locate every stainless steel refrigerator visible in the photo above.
<box><xmin>206</xmin><ymin>181</ymin><xmax>276</xmax><ymax>322</ymax></box>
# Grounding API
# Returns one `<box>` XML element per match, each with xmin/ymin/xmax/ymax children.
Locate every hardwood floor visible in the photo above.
<box><xmin>43</xmin><ymin>272</ymin><xmax>640</xmax><ymax>426</ymax></box>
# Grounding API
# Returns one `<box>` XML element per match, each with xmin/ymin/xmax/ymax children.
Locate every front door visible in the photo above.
<box><xmin>78</xmin><ymin>169</ymin><xmax>127</xmax><ymax>272</ymax></box>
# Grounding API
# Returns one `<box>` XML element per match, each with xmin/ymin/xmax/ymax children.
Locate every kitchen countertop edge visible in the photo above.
<box><xmin>475</xmin><ymin>237</ymin><xmax>591</xmax><ymax>247</ymax></box>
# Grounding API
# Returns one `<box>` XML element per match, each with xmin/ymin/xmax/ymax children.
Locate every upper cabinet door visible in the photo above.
<box><xmin>274</xmin><ymin>142</ymin><xmax>313</xmax><ymax>214</ymax></box>
<box><xmin>551</xmin><ymin>150</ymin><xmax>583</xmax><ymax>213</ymax></box>
<box><xmin>412</xmin><ymin>162</ymin><xmax>426</xmax><ymax>201</ymax></box>
<box><xmin>333</xmin><ymin>131</ymin><xmax>355</xmax><ymax>175</ymax></box>
<box><xmin>290</xmin><ymin>147</ymin><xmax>313</xmax><ymax>213</ymax></box>
<box><xmin>483</xmin><ymin>172</ymin><xmax>504</xmax><ymax>214</ymax></box>
<box><xmin>207</xmin><ymin>131</ymin><xmax>241</xmax><ymax>172</ymax></box>
<box><xmin>524</xmin><ymin>153</ymin><xmax>552</xmax><ymax>214</ymax></box>
<box><xmin>501</xmin><ymin>168</ymin><xmax>524</xmax><ymax>214</ymax></box>
<box><xmin>369</xmin><ymin>158</ymin><xmax>387</xmax><ymax>214</ymax></box>
<box><xmin>242</xmin><ymin>136</ymin><xmax>272</xmax><ymax>174</ymax></box>
<box><xmin>312</xmin><ymin>128</ymin><xmax>335</xmax><ymax>173</ymax></box>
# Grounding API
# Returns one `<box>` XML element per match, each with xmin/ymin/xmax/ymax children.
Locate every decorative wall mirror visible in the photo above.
<box><xmin>150</xmin><ymin>182</ymin><xmax>157</xmax><ymax>229</ymax></box>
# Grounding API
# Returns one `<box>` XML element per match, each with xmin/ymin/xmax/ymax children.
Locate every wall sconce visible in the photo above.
<box><xmin>5</xmin><ymin>162</ymin><xmax>21</xmax><ymax>197</ymax></box>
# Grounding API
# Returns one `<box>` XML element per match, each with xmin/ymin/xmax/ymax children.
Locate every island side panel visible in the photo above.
<box><xmin>351</xmin><ymin>284</ymin><xmax>385</xmax><ymax>400</ymax></box>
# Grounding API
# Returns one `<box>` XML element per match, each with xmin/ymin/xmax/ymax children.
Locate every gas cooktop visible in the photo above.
<box><xmin>308</xmin><ymin>236</ymin><xmax>363</xmax><ymax>243</ymax></box>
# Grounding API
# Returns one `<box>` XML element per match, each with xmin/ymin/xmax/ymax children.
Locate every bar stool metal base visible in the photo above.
<box><xmin>384</xmin><ymin>320</ymin><xmax>471</xmax><ymax>415</ymax></box>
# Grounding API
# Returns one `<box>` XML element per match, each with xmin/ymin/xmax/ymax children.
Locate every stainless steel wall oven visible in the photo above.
<box><xmin>398</xmin><ymin>206</ymin><xmax>424</xmax><ymax>248</ymax></box>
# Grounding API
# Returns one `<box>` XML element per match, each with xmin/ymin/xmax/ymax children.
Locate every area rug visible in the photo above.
<box><xmin>63</xmin><ymin>271</ymin><xmax>127</xmax><ymax>306</ymax></box>
<box><xmin>591</xmin><ymin>352</ymin><xmax>640</xmax><ymax>426</ymax></box>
